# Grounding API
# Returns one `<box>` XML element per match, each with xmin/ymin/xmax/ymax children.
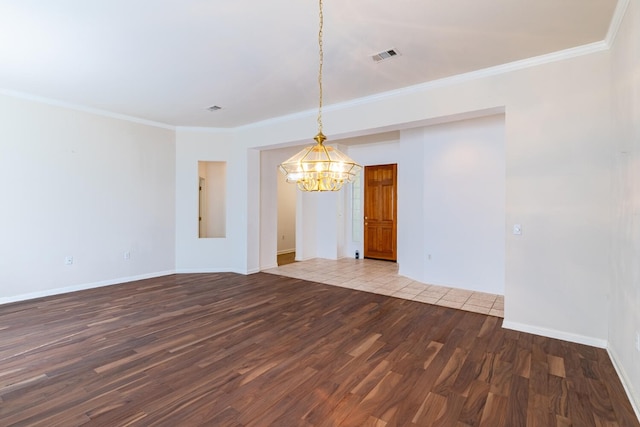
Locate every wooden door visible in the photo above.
<box><xmin>364</xmin><ymin>164</ymin><xmax>397</xmax><ymax>261</ymax></box>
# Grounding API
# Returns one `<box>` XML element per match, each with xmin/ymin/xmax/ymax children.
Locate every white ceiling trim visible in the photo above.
<box><xmin>605</xmin><ymin>0</ymin><xmax>630</xmax><ymax>47</ymax></box>
<box><xmin>237</xmin><ymin>40</ymin><xmax>610</xmax><ymax>133</ymax></box>
<box><xmin>0</xmin><ymin>88</ymin><xmax>176</xmax><ymax>130</ymax></box>
<box><xmin>175</xmin><ymin>126</ymin><xmax>233</xmax><ymax>134</ymax></box>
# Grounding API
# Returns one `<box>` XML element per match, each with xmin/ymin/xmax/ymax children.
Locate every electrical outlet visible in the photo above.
<box><xmin>123</xmin><ymin>251</ymin><xmax>131</xmax><ymax>260</ymax></box>
<box><xmin>65</xmin><ymin>256</ymin><xmax>73</xmax><ymax>265</ymax></box>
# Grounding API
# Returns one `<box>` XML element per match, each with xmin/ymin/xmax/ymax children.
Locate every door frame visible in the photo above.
<box><xmin>363</xmin><ymin>163</ymin><xmax>398</xmax><ymax>261</ymax></box>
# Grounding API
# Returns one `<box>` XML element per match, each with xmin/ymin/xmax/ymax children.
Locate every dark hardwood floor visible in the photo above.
<box><xmin>0</xmin><ymin>273</ymin><xmax>637</xmax><ymax>426</ymax></box>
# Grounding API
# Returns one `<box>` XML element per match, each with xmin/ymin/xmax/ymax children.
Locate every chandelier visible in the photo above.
<box><xmin>278</xmin><ymin>0</ymin><xmax>362</xmax><ymax>192</ymax></box>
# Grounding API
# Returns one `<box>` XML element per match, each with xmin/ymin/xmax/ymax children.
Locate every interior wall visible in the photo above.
<box><xmin>277</xmin><ymin>165</ymin><xmax>296</xmax><ymax>254</ymax></box>
<box><xmin>259</xmin><ymin>146</ymin><xmax>301</xmax><ymax>269</ymax></box>
<box><xmin>421</xmin><ymin>115</ymin><xmax>506</xmax><ymax>294</ymax></box>
<box><xmin>397</xmin><ymin>129</ymin><xmax>426</xmax><ymax>282</ymax></box>
<box><xmin>347</xmin><ymin>116</ymin><xmax>505</xmax><ymax>295</ymax></box>
<box><xmin>205</xmin><ymin>162</ymin><xmax>227</xmax><ymax>238</ymax></box>
<box><xmin>501</xmin><ymin>53</ymin><xmax>611</xmax><ymax>347</ymax></box>
<box><xmin>609</xmin><ymin>0</ymin><xmax>640</xmax><ymax>414</ymax></box>
<box><xmin>175</xmin><ymin>128</ymin><xmax>242</xmax><ymax>273</ymax></box>
<box><xmin>198</xmin><ymin>161</ymin><xmax>227</xmax><ymax>238</ymax></box>
<box><xmin>314</xmin><ymin>191</ymin><xmax>340</xmax><ymax>260</ymax></box>
<box><xmin>0</xmin><ymin>94</ymin><xmax>176</xmax><ymax>303</ymax></box>
<box><xmin>297</xmin><ymin>191</ymin><xmax>318</xmax><ymax>261</ymax></box>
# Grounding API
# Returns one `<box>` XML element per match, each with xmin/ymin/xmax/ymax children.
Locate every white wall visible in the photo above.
<box><xmin>259</xmin><ymin>146</ymin><xmax>301</xmax><ymax>269</ymax></box>
<box><xmin>175</xmin><ymin>128</ymin><xmax>251</xmax><ymax>273</ymax></box>
<box><xmin>296</xmin><ymin>191</ymin><xmax>318</xmax><ymax>261</ymax></box>
<box><xmin>501</xmin><ymin>54</ymin><xmax>611</xmax><ymax>346</ymax></box>
<box><xmin>205</xmin><ymin>162</ymin><xmax>227</xmax><ymax>238</ymax></box>
<box><xmin>421</xmin><ymin>116</ymin><xmax>505</xmax><ymax>294</ymax></box>
<box><xmin>609</xmin><ymin>0</ymin><xmax>640</xmax><ymax>415</ymax></box>
<box><xmin>347</xmin><ymin>116</ymin><xmax>505</xmax><ymax>295</ymax></box>
<box><xmin>314</xmin><ymin>191</ymin><xmax>340</xmax><ymax>259</ymax></box>
<box><xmin>198</xmin><ymin>161</ymin><xmax>227</xmax><ymax>238</ymax></box>
<box><xmin>397</xmin><ymin>130</ymin><xmax>426</xmax><ymax>283</ymax></box>
<box><xmin>0</xmin><ymin>94</ymin><xmax>176</xmax><ymax>303</ymax></box>
<box><xmin>277</xmin><ymin>170</ymin><xmax>296</xmax><ymax>254</ymax></box>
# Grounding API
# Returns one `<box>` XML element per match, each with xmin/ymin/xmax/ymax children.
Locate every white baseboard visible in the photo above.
<box><xmin>501</xmin><ymin>320</ymin><xmax>608</xmax><ymax>348</ymax></box>
<box><xmin>174</xmin><ymin>268</ymin><xmax>234</xmax><ymax>274</ymax></box>
<box><xmin>176</xmin><ymin>267</ymin><xmax>262</xmax><ymax>275</ymax></box>
<box><xmin>607</xmin><ymin>346</ymin><xmax>640</xmax><ymax>422</ymax></box>
<box><xmin>0</xmin><ymin>270</ymin><xmax>175</xmax><ymax>306</ymax></box>
<box><xmin>0</xmin><ymin>268</ymin><xmax>280</xmax><ymax>306</ymax></box>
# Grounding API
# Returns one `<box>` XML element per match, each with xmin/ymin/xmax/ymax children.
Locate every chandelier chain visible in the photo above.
<box><xmin>276</xmin><ymin>0</ymin><xmax>361</xmax><ymax>192</ymax></box>
<box><xmin>317</xmin><ymin>0</ymin><xmax>324</xmax><ymax>135</ymax></box>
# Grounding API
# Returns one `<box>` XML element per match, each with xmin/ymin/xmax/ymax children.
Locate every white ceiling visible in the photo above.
<box><xmin>0</xmin><ymin>0</ymin><xmax>618</xmax><ymax>128</ymax></box>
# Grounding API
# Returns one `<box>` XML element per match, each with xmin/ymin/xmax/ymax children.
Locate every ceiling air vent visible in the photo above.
<box><xmin>206</xmin><ymin>105</ymin><xmax>222</xmax><ymax>112</ymax></box>
<box><xmin>372</xmin><ymin>48</ymin><xmax>400</xmax><ymax>63</ymax></box>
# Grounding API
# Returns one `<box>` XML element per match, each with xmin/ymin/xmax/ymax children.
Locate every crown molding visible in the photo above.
<box><xmin>605</xmin><ymin>0</ymin><xmax>631</xmax><ymax>47</ymax></box>
<box><xmin>326</xmin><ymin>41</ymin><xmax>609</xmax><ymax>113</ymax></box>
<box><xmin>239</xmin><ymin>40</ymin><xmax>612</xmax><ymax>132</ymax></box>
<box><xmin>175</xmin><ymin>126</ymin><xmax>231</xmax><ymax>134</ymax></box>
<box><xmin>0</xmin><ymin>88</ymin><xmax>176</xmax><ymax>130</ymax></box>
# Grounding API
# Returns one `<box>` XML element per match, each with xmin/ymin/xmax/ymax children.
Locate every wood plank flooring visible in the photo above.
<box><xmin>0</xmin><ymin>273</ymin><xmax>637</xmax><ymax>426</ymax></box>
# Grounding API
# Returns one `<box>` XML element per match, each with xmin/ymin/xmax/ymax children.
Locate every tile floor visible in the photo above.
<box><xmin>264</xmin><ymin>257</ymin><xmax>504</xmax><ymax>318</ymax></box>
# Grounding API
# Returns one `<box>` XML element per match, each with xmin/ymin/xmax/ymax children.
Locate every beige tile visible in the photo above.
<box><xmin>373</xmin><ymin>288</ymin><xmax>396</xmax><ymax>296</ymax></box>
<box><xmin>440</xmin><ymin>294</ymin><xmax>469</xmax><ymax>304</ymax></box>
<box><xmin>471</xmin><ymin>292</ymin><xmax>498</xmax><ymax>301</ymax></box>
<box><xmin>418</xmin><ymin>289</ymin><xmax>448</xmax><ymax>299</ymax></box>
<box><xmin>445</xmin><ymin>289</ymin><xmax>473</xmax><ymax>298</ymax></box>
<box><xmin>392</xmin><ymin>289</ymin><xmax>422</xmax><ymax>299</ymax></box>
<box><xmin>465</xmin><ymin>298</ymin><xmax>495</xmax><ymax>309</ymax></box>
<box><xmin>375</xmin><ymin>282</ymin><xmax>406</xmax><ymax>292</ymax></box>
<box><xmin>370</xmin><ymin>275</ymin><xmax>397</xmax><ymax>284</ymax></box>
<box><xmin>263</xmin><ymin>257</ymin><xmax>503</xmax><ymax>318</ymax></box>
<box><xmin>462</xmin><ymin>304</ymin><xmax>491</xmax><ymax>315</ymax></box>
<box><xmin>437</xmin><ymin>300</ymin><xmax>464</xmax><ymax>309</ymax></box>
<box><xmin>358</xmin><ymin>282</ymin><xmax>379</xmax><ymax>290</ymax></box>
<box><xmin>412</xmin><ymin>294</ymin><xmax>440</xmax><ymax>304</ymax></box>
<box><xmin>403</xmin><ymin>281</ymin><xmax>430</xmax><ymax>292</ymax></box>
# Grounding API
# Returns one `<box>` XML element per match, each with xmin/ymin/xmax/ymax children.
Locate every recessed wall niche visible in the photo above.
<box><xmin>198</xmin><ymin>161</ymin><xmax>226</xmax><ymax>238</ymax></box>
